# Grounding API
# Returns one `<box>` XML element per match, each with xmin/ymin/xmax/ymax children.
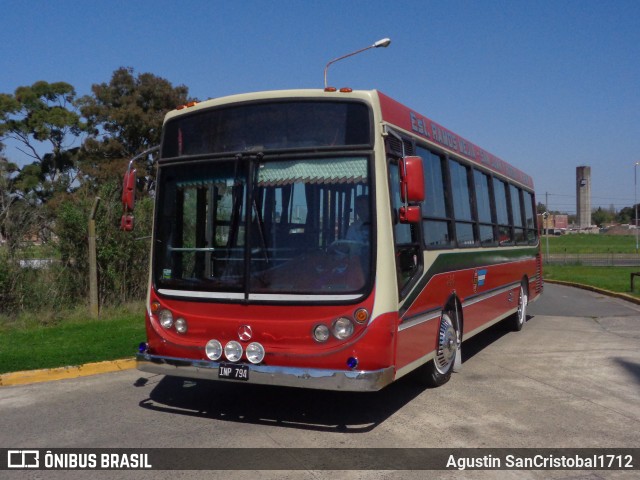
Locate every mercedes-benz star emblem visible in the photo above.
<box><xmin>238</xmin><ymin>325</ymin><xmax>252</xmax><ymax>341</ymax></box>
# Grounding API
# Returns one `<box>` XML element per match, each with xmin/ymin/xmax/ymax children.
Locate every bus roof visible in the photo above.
<box><xmin>165</xmin><ymin>89</ymin><xmax>534</xmax><ymax>190</ymax></box>
<box><xmin>377</xmin><ymin>91</ymin><xmax>534</xmax><ymax>189</ymax></box>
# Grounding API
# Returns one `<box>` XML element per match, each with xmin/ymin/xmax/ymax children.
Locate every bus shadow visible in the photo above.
<box><xmin>614</xmin><ymin>358</ymin><xmax>640</xmax><ymax>386</ymax></box>
<box><xmin>138</xmin><ymin>315</ymin><xmax>534</xmax><ymax>432</ymax></box>
<box><xmin>461</xmin><ymin>315</ymin><xmax>534</xmax><ymax>363</ymax></box>
<box><xmin>138</xmin><ymin>373</ymin><xmax>426</xmax><ymax>433</ymax></box>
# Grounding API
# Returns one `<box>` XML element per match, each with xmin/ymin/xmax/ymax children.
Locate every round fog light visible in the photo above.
<box><xmin>332</xmin><ymin>317</ymin><xmax>354</xmax><ymax>340</ymax></box>
<box><xmin>246</xmin><ymin>342</ymin><xmax>265</xmax><ymax>364</ymax></box>
<box><xmin>224</xmin><ymin>341</ymin><xmax>243</xmax><ymax>362</ymax></box>
<box><xmin>313</xmin><ymin>324</ymin><xmax>330</xmax><ymax>343</ymax></box>
<box><xmin>159</xmin><ymin>309</ymin><xmax>174</xmax><ymax>329</ymax></box>
<box><xmin>205</xmin><ymin>339</ymin><xmax>223</xmax><ymax>361</ymax></box>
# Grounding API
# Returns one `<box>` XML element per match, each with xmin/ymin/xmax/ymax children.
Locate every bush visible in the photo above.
<box><xmin>0</xmin><ymin>181</ymin><xmax>153</xmax><ymax>319</ymax></box>
<box><xmin>95</xmin><ymin>180</ymin><xmax>153</xmax><ymax>305</ymax></box>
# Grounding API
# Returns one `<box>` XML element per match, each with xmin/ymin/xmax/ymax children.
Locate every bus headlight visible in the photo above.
<box><xmin>159</xmin><ymin>309</ymin><xmax>174</xmax><ymax>329</ymax></box>
<box><xmin>313</xmin><ymin>324</ymin><xmax>330</xmax><ymax>343</ymax></box>
<box><xmin>246</xmin><ymin>342</ymin><xmax>265</xmax><ymax>364</ymax></box>
<box><xmin>205</xmin><ymin>339</ymin><xmax>223</xmax><ymax>361</ymax></box>
<box><xmin>224</xmin><ymin>341</ymin><xmax>243</xmax><ymax>362</ymax></box>
<box><xmin>175</xmin><ymin>318</ymin><xmax>188</xmax><ymax>334</ymax></box>
<box><xmin>332</xmin><ymin>317</ymin><xmax>354</xmax><ymax>340</ymax></box>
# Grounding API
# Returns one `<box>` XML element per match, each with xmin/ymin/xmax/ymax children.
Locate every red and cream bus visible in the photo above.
<box><xmin>127</xmin><ymin>89</ymin><xmax>542</xmax><ymax>391</ymax></box>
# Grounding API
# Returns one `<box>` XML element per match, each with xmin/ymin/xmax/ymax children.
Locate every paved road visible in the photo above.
<box><xmin>1</xmin><ymin>283</ymin><xmax>639</xmax><ymax>479</ymax></box>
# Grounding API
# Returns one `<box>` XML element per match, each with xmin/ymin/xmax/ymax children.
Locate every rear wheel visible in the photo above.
<box><xmin>418</xmin><ymin>310</ymin><xmax>459</xmax><ymax>388</ymax></box>
<box><xmin>508</xmin><ymin>283</ymin><xmax>528</xmax><ymax>331</ymax></box>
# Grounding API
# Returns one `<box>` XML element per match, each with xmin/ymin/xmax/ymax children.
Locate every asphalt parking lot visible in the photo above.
<box><xmin>1</xmin><ymin>283</ymin><xmax>639</xmax><ymax>479</ymax></box>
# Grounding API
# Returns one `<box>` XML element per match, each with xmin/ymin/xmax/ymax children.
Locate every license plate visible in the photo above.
<box><xmin>218</xmin><ymin>363</ymin><xmax>249</xmax><ymax>381</ymax></box>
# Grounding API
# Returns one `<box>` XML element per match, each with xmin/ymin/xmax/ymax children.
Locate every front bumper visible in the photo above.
<box><xmin>136</xmin><ymin>353</ymin><xmax>395</xmax><ymax>392</ymax></box>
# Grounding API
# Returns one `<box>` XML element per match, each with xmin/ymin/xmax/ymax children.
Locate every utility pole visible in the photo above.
<box><xmin>545</xmin><ymin>192</ymin><xmax>550</xmax><ymax>263</ymax></box>
<box><xmin>635</xmin><ymin>162</ymin><xmax>639</xmax><ymax>253</ymax></box>
<box><xmin>88</xmin><ymin>197</ymin><xmax>101</xmax><ymax>318</ymax></box>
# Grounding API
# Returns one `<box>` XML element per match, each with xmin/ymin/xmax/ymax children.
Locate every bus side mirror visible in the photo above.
<box><xmin>399</xmin><ymin>156</ymin><xmax>424</xmax><ymax>223</ymax></box>
<box><xmin>121</xmin><ymin>168</ymin><xmax>136</xmax><ymax>232</ymax></box>
<box><xmin>399</xmin><ymin>205</ymin><xmax>421</xmax><ymax>223</ymax></box>
<box><xmin>122</xmin><ymin>168</ymin><xmax>136</xmax><ymax>211</ymax></box>
<box><xmin>121</xmin><ymin>214</ymin><xmax>134</xmax><ymax>231</ymax></box>
<box><xmin>400</xmin><ymin>156</ymin><xmax>425</xmax><ymax>203</ymax></box>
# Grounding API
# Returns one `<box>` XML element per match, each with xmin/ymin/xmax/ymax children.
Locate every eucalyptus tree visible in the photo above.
<box><xmin>0</xmin><ymin>81</ymin><xmax>86</xmax><ymax>204</ymax></box>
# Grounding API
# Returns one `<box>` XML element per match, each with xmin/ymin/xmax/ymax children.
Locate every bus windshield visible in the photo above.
<box><xmin>153</xmin><ymin>156</ymin><xmax>372</xmax><ymax>301</ymax></box>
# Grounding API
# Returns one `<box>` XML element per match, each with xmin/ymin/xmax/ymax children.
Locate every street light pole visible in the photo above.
<box><xmin>635</xmin><ymin>162</ymin><xmax>639</xmax><ymax>253</ymax></box>
<box><xmin>323</xmin><ymin>38</ymin><xmax>391</xmax><ymax>89</ymax></box>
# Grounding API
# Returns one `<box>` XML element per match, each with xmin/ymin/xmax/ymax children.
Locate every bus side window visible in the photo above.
<box><xmin>389</xmin><ymin>160</ymin><xmax>422</xmax><ymax>296</ymax></box>
<box><xmin>493</xmin><ymin>178</ymin><xmax>513</xmax><ymax>245</ymax></box>
<box><xmin>417</xmin><ymin>146</ymin><xmax>453</xmax><ymax>248</ymax></box>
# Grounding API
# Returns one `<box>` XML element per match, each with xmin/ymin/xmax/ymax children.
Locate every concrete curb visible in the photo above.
<box><xmin>544</xmin><ymin>279</ymin><xmax>640</xmax><ymax>306</ymax></box>
<box><xmin>0</xmin><ymin>358</ymin><xmax>136</xmax><ymax>387</ymax></box>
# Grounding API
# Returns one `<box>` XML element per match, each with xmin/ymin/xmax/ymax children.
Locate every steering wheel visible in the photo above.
<box><xmin>328</xmin><ymin>239</ymin><xmax>365</xmax><ymax>256</ymax></box>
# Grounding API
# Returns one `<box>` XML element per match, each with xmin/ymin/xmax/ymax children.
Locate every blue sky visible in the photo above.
<box><xmin>1</xmin><ymin>0</ymin><xmax>639</xmax><ymax>213</ymax></box>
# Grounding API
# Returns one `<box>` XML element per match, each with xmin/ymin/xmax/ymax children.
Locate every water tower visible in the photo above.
<box><xmin>576</xmin><ymin>166</ymin><xmax>591</xmax><ymax>229</ymax></box>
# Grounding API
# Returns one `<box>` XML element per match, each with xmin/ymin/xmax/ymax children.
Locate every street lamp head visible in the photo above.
<box><xmin>373</xmin><ymin>38</ymin><xmax>391</xmax><ymax>48</ymax></box>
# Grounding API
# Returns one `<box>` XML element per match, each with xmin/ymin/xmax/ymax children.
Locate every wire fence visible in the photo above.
<box><xmin>543</xmin><ymin>252</ymin><xmax>640</xmax><ymax>267</ymax></box>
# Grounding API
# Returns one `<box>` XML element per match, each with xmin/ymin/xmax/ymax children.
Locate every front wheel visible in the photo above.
<box><xmin>417</xmin><ymin>310</ymin><xmax>459</xmax><ymax>388</ymax></box>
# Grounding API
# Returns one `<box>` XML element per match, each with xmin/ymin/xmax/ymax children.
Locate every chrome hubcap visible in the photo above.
<box><xmin>435</xmin><ymin>313</ymin><xmax>458</xmax><ymax>374</ymax></box>
<box><xmin>517</xmin><ymin>287</ymin><xmax>528</xmax><ymax>325</ymax></box>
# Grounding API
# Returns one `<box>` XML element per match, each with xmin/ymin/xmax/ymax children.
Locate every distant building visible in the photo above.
<box><xmin>576</xmin><ymin>166</ymin><xmax>591</xmax><ymax>229</ymax></box>
<box><xmin>542</xmin><ymin>214</ymin><xmax>568</xmax><ymax>234</ymax></box>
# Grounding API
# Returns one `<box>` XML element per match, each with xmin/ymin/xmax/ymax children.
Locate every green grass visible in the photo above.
<box><xmin>543</xmin><ymin>234</ymin><xmax>639</xmax><ymax>254</ymax></box>
<box><xmin>544</xmin><ymin>265</ymin><xmax>640</xmax><ymax>298</ymax></box>
<box><xmin>0</xmin><ymin>303</ymin><xmax>146</xmax><ymax>374</ymax></box>
<box><xmin>541</xmin><ymin>234</ymin><xmax>640</xmax><ymax>298</ymax></box>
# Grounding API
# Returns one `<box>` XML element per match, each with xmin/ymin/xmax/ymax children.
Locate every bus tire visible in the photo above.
<box><xmin>508</xmin><ymin>282</ymin><xmax>528</xmax><ymax>332</ymax></box>
<box><xmin>418</xmin><ymin>309</ymin><xmax>459</xmax><ymax>388</ymax></box>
